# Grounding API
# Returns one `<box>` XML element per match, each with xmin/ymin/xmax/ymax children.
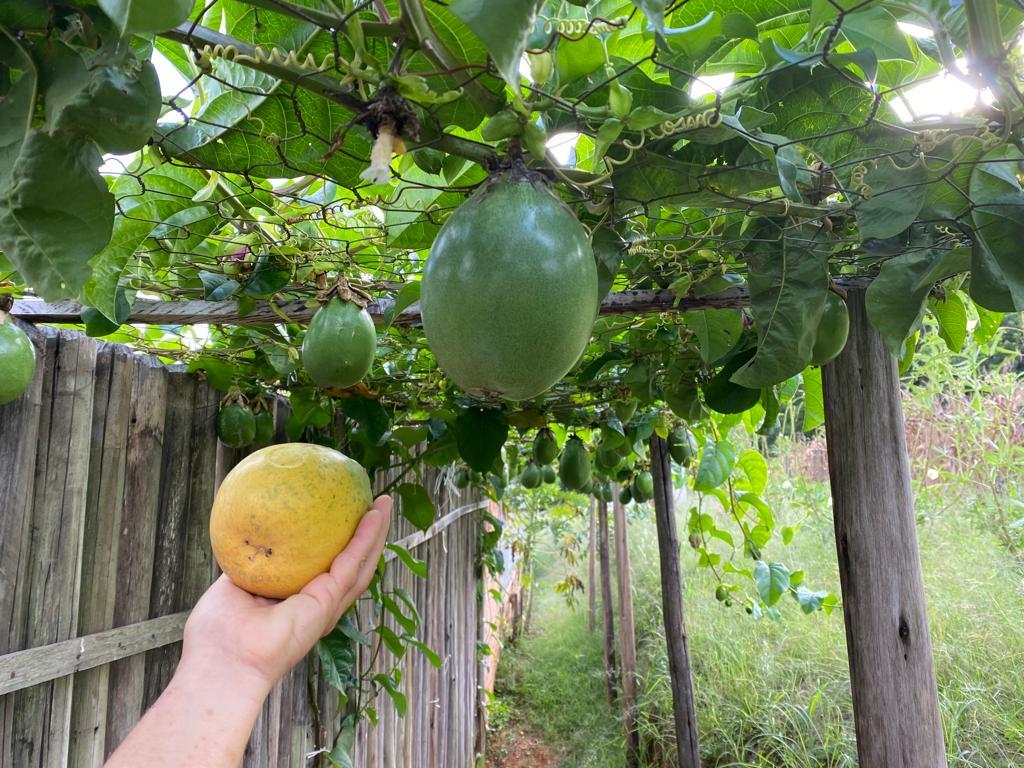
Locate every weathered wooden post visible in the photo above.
<box><xmin>649</xmin><ymin>436</ymin><xmax>701</xmax><ymax>768</ymax></box>
<box><xmin>597</xmin><ymin>497</ymin><xmax>619</xmax><ymax>705</ymax></box>
<box><xmin>822</xmin><ymin>289</ymin><xmax>946</xmax><ymax>767</ymax></box>
<box><xmin>588</xmin><ymin>498</ymin><xmax>597</xmax><ymax>634</ymax></box>
<box><xmin>612</xmin><ymin>495</ymin><xmax>640</xmax><ymax>766</ymax></box>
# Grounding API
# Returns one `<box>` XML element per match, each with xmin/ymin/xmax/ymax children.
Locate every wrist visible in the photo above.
<box><xmin>173</xmin><ymin>646</ymin><xmax>275</xmax><ymax>705</ymax></box>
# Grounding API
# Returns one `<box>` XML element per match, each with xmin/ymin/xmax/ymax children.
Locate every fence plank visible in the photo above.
<box><xmin>143</xmin><ymin>372</ymin><xmax>197</xmax><ymax>709</ymax></box>
<box><xmin>181</xmin><ymin>381</ymin><xmax>220</xmax><ymax>608</ymax></box>
<box><xmin>0</xmin><ymin>614</ymin><xmax>189</xmax><ymax>696</ymax></box>
<box><xmin>0</xmin><ymin>322</ymin><xmax>49</xmax><ymax>766</ymax></box>
<box><xmin>104</xmin><ymin>357</ymin><xmax>168</xmax><ymax>757</ymax></box>
<box><xmin>12</xmin><ymin>333</ymin><xmax>97</xmax><ymax>768</ymax></box>
<box><xmin>70</xmin><ymin>344</ymin><xmax>135</xmax><ymax>768</ymax></box>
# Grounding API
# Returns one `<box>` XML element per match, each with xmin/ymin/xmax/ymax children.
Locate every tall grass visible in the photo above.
<box><xmin>491</xmin><ymin>476</ymin><xmax>1024</xmax><ymax>767</ymax></box>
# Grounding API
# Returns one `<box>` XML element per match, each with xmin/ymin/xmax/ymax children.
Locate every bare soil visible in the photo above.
<box><xmin>486</xmin><ymin>718</ymin><xmax>561</xmax><ymax>768</ymax></box>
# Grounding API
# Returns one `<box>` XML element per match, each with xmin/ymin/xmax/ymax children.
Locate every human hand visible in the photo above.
<box><xmin>180</xmin><ymin>495</ymin><xmax>392</xmax><ymax>693</ymax></box>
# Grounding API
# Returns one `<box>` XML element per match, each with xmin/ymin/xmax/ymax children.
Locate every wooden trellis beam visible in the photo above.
<box><xmin>10</xmin><ymin>278</ymin><xmax>872</xmax><ymax>327</ymax></box>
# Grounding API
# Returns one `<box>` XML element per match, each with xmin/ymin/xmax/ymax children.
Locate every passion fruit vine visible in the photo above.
<box><xmin>420</xmin><ymin>170</ymin><xmax>598</xmax><ymax>401</ymax></box>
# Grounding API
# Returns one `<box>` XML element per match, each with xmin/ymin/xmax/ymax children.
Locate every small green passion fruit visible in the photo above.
<box><xmin>811</xmin><ymin>292</ymin><xmax>850</xmax><ymax>366</ymax></box>
<box><xmin>0</xmin><ymin>313</ymin><xmax>36</xmax><ymax>405</ymax></box>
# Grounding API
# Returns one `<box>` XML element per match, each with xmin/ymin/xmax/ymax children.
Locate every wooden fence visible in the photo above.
<box><xmin>0</xmin><ymin>324</ymin><xmax>496</xmax><ymax>767</ymax></box>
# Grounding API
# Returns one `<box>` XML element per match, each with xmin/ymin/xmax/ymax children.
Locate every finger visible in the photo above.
<box><xmin>335</xmin><ymin>497</ymin><xmax>392</xmax><ymax>610</ymax></box>
<box><xmin>294</xmin><ymin>497</ymin><xmax>392</xmax><ymax>634</ymax></box>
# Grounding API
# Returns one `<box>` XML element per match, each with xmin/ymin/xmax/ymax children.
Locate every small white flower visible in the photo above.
<box><xmin>359</xmin><ymin>125</ymin><xmax>400</xmax><ymax>185</ymax></box>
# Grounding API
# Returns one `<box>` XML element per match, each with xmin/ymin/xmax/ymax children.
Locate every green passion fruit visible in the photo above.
<box><xmin>0</xmin><ymin>316</ymin><xmax>36</xmax><ymax>405</ymax></box>
<box><xmin>559</xmin><ymin>436</ymin><xmax>591</xmax><ymax>491</ymax></box>
<box><xmin>811</xmin><ymin>292</ymin><xmax>850</xmax><ymax>366</ymax></box>
<box><xmin>217</xmin><ymin>402</ymin><xmax>256</xmax><ymax>448</ymax></box>
<box><xmin>420</xmin><ymin>173</ymin><xmax>598</xmax><ymax>401</ymax></box>
<box><xmin>520</xmin><ymin>462</ymin><xmax>542</xmax><ymax>489</ymax></box>
<box><xmin>668</xmin><ymin>427</ymin><xmax>697</xmax><ymax>466</ymax></box>
<box><xmin>302</xmin><ymin>298</ymin><xmax>376</xmax><ymax>390</ymax></box>
<box><xmin>542</xmin><ymin>464</ymin><xmax>557</xmax><ymax>484</ymax></box>
<box><xmin>453</xmin><ymin>467</ymin><xmax>471</xmax><ymax>489</ymax></box>
<box><xmin>533</xmin><ymin>427</ymin><xmax>559</xmax><ymax>465</ymax></box>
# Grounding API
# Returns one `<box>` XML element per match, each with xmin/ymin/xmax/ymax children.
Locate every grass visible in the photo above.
<box><xmin>489</xmin><ymin>475</ymin><xmax>1024</xmax><ymax>767</ymax></box>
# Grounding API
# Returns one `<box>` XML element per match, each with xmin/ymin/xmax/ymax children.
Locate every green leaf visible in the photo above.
<box><xmin>0</xmin><ymin>132</ymin><xmax>113</xmax><ymax>300</ymax></box>
<box><xmin>794</xmin><ymin>586</ymin><xmax>830</xmax><ymax>614</ymax></box>
<box><xmin>973</xmin><ymin>305</ymin><xmax>1004</xmax><ymax>345</ymax></box>
<box><xmin>694</xmin><ymin>440</ymin><xmax>737</xmax><ymax>492</ymax></box>
<box><xmin>968</xmin><ymin>145</ymin><xmax>1024</xmax><ymax>311</ymax></box>
<box><xmin>98</xmin><ymin>0</ymin><xmax>192</xmax><ymax>36</ymax></box>
<box><xmin>687</xmin><ymin>309</ymin><xmax>743</xmax><ymax>364</ymax></box>
<box><xmin>199</xmin><ymin>270</ymin><xmax>239</xmax><ymax>301</ymax></box>
<box><xmin>730</xmin><ymin>225</ymin><xmax>830</xmax><ymax>388</ymax></box>
<box><xmin>840</xmin><ymin>6</ymin><xmax>914</xmax><ymax>61</ymax></box>
<box><xmin>449</xmin><ymin>0</ymin><xmax>541</xmax><ymax>87</ymax></box>
<box><xmin>384</xmin><ymin>281</ymin><xmax>421</xmax><ymax>328</ymax></box>
<box><xmin>854</xmin><ymin>155</ymin><xmax>928</xmax><ymax>240</ymax></box>
<box><xmin>865</xmin><ymin>246</ymin><xmax>970</xmax><ymax>354</ymax></box>
<box><xmin>736</xmin><ymin>450</ymin><xmax>768</xmax><ymax>495</ymax></box>
<box><xmin>929</xmin><ymin>291</ymin><xmax>968</xmax><ymax>352</ymax></box>
<box><xmin>339</xmin><ymin>397</ymin><xmax>391</xmax><ymax>443</ymax></box>
<box><xmin>801</xmin><ymin>367</ymin><xmax>824</xmax><ymax>432</ymax></box>
<box><xmin>454</xmin><ymin>408</ymin><xmax>509</xmax><ymax>473</ymax></box>
<box><xmin>396</xmin><ymin>483</ymin><xmax>436</xmax><ymax>532</ymax></box>
<box><xmin>386</xmin><ymin>543</ymin><xmax>428</xmax><ymax>578</ymax></box>
<box><xmin>753</xmin><ymin>560</ymin><xmax>790</xmax><ymax>606</ymax></box>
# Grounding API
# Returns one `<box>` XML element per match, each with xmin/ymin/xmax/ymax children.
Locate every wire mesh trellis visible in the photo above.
<box><xmin>5</xmin><ymin>0</ymin><xmax>1022</xmax><ymax>419</ymax></box>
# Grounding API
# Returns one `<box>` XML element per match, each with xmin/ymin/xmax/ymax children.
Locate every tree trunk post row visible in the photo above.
<box><xmin>822</xmin><ymin>289</ymin><xmax>946</xmax><ymax>768</ymax></box>
<box><xmin>649</xmin><ymin>436</ymin><xmax>702</xmax><ymax>768</ymax></box>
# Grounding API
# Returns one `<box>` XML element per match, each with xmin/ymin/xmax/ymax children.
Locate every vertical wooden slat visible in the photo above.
<box><xmin>70</xmin><ymin>344</ymin><xmax>135</xmax><ymax>768</ymax></box>
<box><xmin>181</xmin><ymin>380</ymin><xmax>220</xmax><ymax>608</ymax></box>
<box><xmin>104</xmin><ymin>357</ymin><xmax>168</xmax><ymax>757</ymax></box>
<box><xmin>588</xmin><ymin>498</ymin><xmax>597</xmax><ymax>634</ymax></box>
<box><xmin>12</xmin><ymin>332</ymin><xmax>97</xmax><ymax>768</ymax></box>
<box><xmin>822</xmin><ymin>289</ymin><xmax>946</xmax><ymax>767</ymax></box>
<box><xmin>142</xmin><ymin>371</ymin><xmax>197</xmax><ymax>709</ymax></box>
<box><xmin>612</xmin><ymin>496</ymin><xmax>640</xmax><ymax>766</ymax></box>
<box><xmin>598</xmin><ymin>497</ymin><xmax>619</xmax><ymax>705</ymax></box>
<box><xmin>0</xmin><ymin>322</ymin><xmax>49</xmax><ymax>766</ymax></box>
<box><xmin>650</xmin><ymin>435</ymin><xmax>702</xmax><ymax>768</ymax></box>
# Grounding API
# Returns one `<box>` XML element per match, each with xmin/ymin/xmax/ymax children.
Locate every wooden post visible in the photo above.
<box><xmin>612</xmin><ymin>495</ymin><xmax>639</xmax><ymax>767</ymax></box>
<box><xmin>821</xmin><ymin>289</ymin><xmax>946</xmax><ymax>768</ymax></box>
<box><xmin>588</xmin><ymin>498</ymin><xmax>597</xmax><ymax>634</ymax></box>
<box><xmin>597</xmin><ymin>497</ymin><xmax>619</xmax><ymax>705</ymax></box>
<box><xmin>649</xmin><ymin>436</ymin><xmax>702</xmax><ymax>768</ymax></box>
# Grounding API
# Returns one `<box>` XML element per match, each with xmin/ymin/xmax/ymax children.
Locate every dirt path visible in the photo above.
<box><xmin>486</xmin><ymin>717</ymin><xmax>561</xmax><ymax>768</ymax></box>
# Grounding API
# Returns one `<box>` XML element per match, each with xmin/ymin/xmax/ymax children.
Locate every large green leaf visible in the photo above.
<box><xmin>754</xmin><ymin>560</ymin><xmax>790</xmax><ymax>606</ymax></box>
<box><xmin>854</xmin><ymin>155</ymin><xmax>928</xmax><ymax>240</ymax></box>
<box><xmin>840</xmin><ymin>6</ymin><xmax>914</xmax><ymax>61</ymax></box>
<box><xmin>693</xmin><ymin>440</ymin><xmax>736</xmax><ymax>492</ymax></box>
<box><xmin>454</xmin><ymin>408</ymin><xmax>509</xmax><ymax>473</ymax></box>
<box><xmin>687</xmin><ymin>309</ymin><xmax>743</xmax><ymax>364</ymax></box>
<box><xmin>449</xmin><ymin>0</ymin><xmax>541</xmax><ymax>88</ymax></box>
<box><xmin>43</xmin><ymin>42</ymin><xmax>161</xmax><ymax>154</ymax></box>
<box><xmin>730</xmin><ymin>225</ymin><xmax>830</xmax><ymax>388</ymax></box>
<box><xmin>968</xmin><ymin>145</ymin><xmax>1024</xmax><ymax>311</ymax></box>
<box><xmin>0</xmin><ymin>131</ymin><xmax>113</xmax><ymax>300</ymax></box>
<box><xmin>864</xmin><ymin>246</ymin><xmax>970</xmax><ymax>354</ymax></box>
<box><xmin>98</xmin><ymin>0</ymin><xmax>192</xmax><ymax>36</ymax></box>
<box><xmin>396</xmin><ymin>482</ymin><xmax>436</xmax><ymax>532</ymax></box>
